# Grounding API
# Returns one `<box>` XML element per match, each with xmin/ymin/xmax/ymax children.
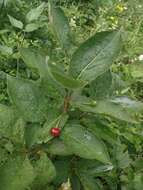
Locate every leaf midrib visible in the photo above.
<box><xmin>77</xmin><ymin>31</ymin><xmax>120</xmax><ymax>80</ymax></box>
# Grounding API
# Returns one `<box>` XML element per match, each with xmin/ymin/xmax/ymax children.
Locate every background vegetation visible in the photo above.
<box><xmin>0</xmin><ymin>0</ymin><xmax>143</xmax><ymax>189</ymax></box>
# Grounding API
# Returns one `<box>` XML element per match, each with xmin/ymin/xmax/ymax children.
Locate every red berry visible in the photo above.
<box><xmin>50</xmin><ymin>127</ymin><xmax>61</xmax><ymax>137</ymax></box>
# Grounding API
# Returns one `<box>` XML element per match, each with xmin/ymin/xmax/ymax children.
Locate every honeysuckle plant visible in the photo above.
<box><xmin>0</xmin><ymin>1</ymin><xmax>143</xmax><ymax>190</ymax></box>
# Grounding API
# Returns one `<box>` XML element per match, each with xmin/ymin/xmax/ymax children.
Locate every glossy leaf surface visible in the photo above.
<box><xmin>61</xmin><ymin>124</ymin><xmax>110</xmax><ymax>163</ymax></box>
<box><xmin>49</xmin><ymin>1</ymin><xmax>71</xmax><ymax>50</ymax></box>
<box><xmin>7</xmin><ymin>76</ymin><xmax>48</xmax><ymax>122</ymax></box>
<box><xmin>70</xmin><ymin>30</ymin><xmax>122</xmax><ymax>82</ymax></box>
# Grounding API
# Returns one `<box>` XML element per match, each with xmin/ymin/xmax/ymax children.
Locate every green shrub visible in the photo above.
<box><xmin>0</xmin><ymin>1</ymin><xmax>143</xmax><ymax>190</ymax></box>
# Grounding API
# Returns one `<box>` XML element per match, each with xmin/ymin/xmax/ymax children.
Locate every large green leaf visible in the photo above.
<box><xmin>0</xmin><ymin>156</ymin><xmax>35</xmax><ymax>190</ymax></box>
<box><xmin>79</xmin><ymin>174</ymin><xmax>103</xmax><ymax>190</ymax></box>
<box><xmin>48</xmin><ymin>64</ymin><xmax>86</xmax><ymax>89</ymax></box>
<box><xmin>32</xmin><ymin>153</ymin><xmax>56</xmax><ymax>189</ymax></box>
<box><xmin>61</xmin><ymin>124</ymin><xmax>110</xmax><ymax>164</ymax></box>
<box><xmin>76</xmin><ymin>160</ymin><xmax>113</xmax><ymax>189</ymax></box>
<box><xmin>26</xmin><ymin>2</ymin><xmax>46</xmax><ymax>22</ymax></box>
<box><xmin>19</xmin><ymin>48</ymin><xmax>65</xmax><ymax>101</ymax></box>
<box><xmin>53</xmin><ymin>159</ymin><xmax>70</xmax><ymax>186</ymax></box>
<box><xmin>81</xmin><ymin>116</ymin><xmax>117</xmax><ymax>145</ymax></box>
<box><xmin>49</xmin><ymin>1</ymin><xmax>71</xmax><ymax>50</ymax></box>
<box><xmin>10</xmin><ymin>118</ymin><xmax>25</xmax><ymax>145</ymax></box>
<box><xmin>8</xmin><ymin>15</ymin><xmax>23</xmax><ymax>29</ymax></box>
<box><xmin>133</xmin><ymin>173</ymin><xmax>143</xmax><ymax>190</ymax></box>
<box><xmin>71</xmin><ymin>96</ymin><xmax>143</xmax><ymax>123</ymax></box>
<box><xmin>77</xmin><ymin>159</ymin><xmax>113</xmax><ymax>177</ymax></box>
<box><xmin>7</xmin><ymin>75</ymin><xmax>48</xmax><ymax>122</ymax></box>
<box><xmin>0</xmin><ymin>104</ymin><xmax>18</xmax><ymax>138</ymax></box>
<box><xmin>69</xmin><ymin>30</ymin><xmax>122</xmax><ymax>82</ymax></box>
<box><xmin>110</xmin><ymin>96</ymin><xmax>143</xmax><ymax>113</ymax></box>
<box><xmin>19</xmin><ymin>48</ymin><xmax>47</xmax><ymax>76</ymax></box>
<box><xmin>0</xmin><ymin>104</ymin><xmax>25</xmax><ymax>145</ymax></box>
<box><xmin>87</xmin><ymin>71</ymin><xmax>127</xmax><ymax>99</ymax></box>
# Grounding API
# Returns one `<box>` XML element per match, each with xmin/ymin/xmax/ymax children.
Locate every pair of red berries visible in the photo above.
<box><xmin>50</xmin><ymin>127</ymin><xmax>61</xmax><ymax>137</ymax></box>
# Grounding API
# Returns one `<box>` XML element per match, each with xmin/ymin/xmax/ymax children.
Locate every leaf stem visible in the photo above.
<box><xmin>63</xmin><ymin>90</ymin><xmax>72</xmax><ymax>113</ymax></box>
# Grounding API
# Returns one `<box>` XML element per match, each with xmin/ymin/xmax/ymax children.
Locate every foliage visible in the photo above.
<box><xmin>0</xmin><ymin>0</ymin><xmax>143</xmax><ymax>189</ymax></box>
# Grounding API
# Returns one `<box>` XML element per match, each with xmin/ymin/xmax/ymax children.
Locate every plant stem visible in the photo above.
<box><xmin>63</xmin><ymin>94</ymin><xmax>71</xmax><ymax>113</ymax></box>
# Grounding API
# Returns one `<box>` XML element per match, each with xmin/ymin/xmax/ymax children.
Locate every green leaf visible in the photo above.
<box><xmin>48</xmin><ymin>64</ymin><xmax>86</xmax><ymax>89</ymax></box>
<box><xmin>0</xmin><ymin>105</ymin><xmax>25</xmax><ymax>145</ymax></box>
<box><xmin>81</xmin><ymin>117</ymin><xmax>117</xmax><ymax>145</ymax></box>
<box><xmin>53</xmin><ymin>159</ymin><xmax>70</xmax><ymax>186</ymax></box>
<box><xmin>61</xmin><ymin>124</ymin><xmax>110</xmax><ymax>164</ymax></box>
<box><xmin>70</xmin><ymin>175</ymin><xmax>81</xmax><ymax>190</ymax></box>
<box><xmin>87</xmin><ymin>72</ymin><xmax>127</xmax><ymax>99</ymax></box>
<box><xmin>19</xmin><ymin>48</ymin><xmax>65</xmax><ymax>99</ymax></box>
<box><xmin>3</xmin><ymin>141</ymin><xmax>14</xmax><ymax>153</ymax></box>
<box><xmin>46</xmin><ymin>139</ymin><xmax>73</xmax><ymax>156</ymax></box>
<box><xmin>79</xmin><ymin>175</ymin><xmax>103</xmax><ymax>190</ymax></box>
<box><xmin>77</xmin><ymin>159</ymin><xmax>113</xmax><ymax>177</ymax></box>
<box><xmin>25</xmin><ymin>114</ymin><xmax>68</xmax><ymax>146</ymax></box>
<box><xmin>113</xmin><ymin>143</ymin><xmax>131</xmax><ymax>169</ymax></box>
<box><xmin>25</xmin><ymin>23</ymin><xmax>40</xmax><ymax>32</ymax></box>
<box><xmin>26</xmin><ymin>2</ymin><xmax>45</xmax><ymax>22</ymax></box>
<box><xmin>25</xmin><ymin>123</ymin><xmax>42</xmax><ymax>147</ymax></box>
<box><xmin>11</xmin><ymin>118</ymin><xmax>25</xmax><ymax>145</ymax></box>
<box><xmin>89</xmin><ymin>70</ymin><xmax>112</xmax><ymax>99</ymax></box>
<box><xmin>0</xmin><ymin>156</ymin><xmax>35</xmax><ymax>190</ymax></box>
<box><xmin>71</xmin><ymin>96</ymin><xmax>142</xmax><ymax>123</ymax></box>
<box><xmin>49</xmin><ymin>1</ymin><xmax>71</xmax><ymax>50</ymax></box>
<box><xmin>0</xmin><ymin>45</ymin><xmax>13</xmax><ymax>55</ymax></box>
<box><xmin>133</xmin><ymin>173</ymin><xmax>143</xmax><ymax>190</ymax></box>
<box><xmin>87</xmin><ymin>164</ymin><xmax>114</xmax><ymax>176</ymax></box>
<box><xmin>7</xmin><ymin>75</ymin><xmax>48</xmax><ymax>122</ymax></box>
<box><xmin>32</xmin><ymin>153</ymin><xmax>56</xmax><ymax>189</ymax></box>
<box><xmin>132</xmin><ymin>158</ymin><xmax>143</xmax><ymax>172</ymax></box>
<box><xmin>8</xmin><ymin>15</ymin><xmax>23</xmax><ymax>29</ymax></box>
<box><xmin>19</xmin><ymin>48</ymin><xmax>46</xmax><ymax>75</ymax></box>
<box><xmin>70</xmin><ymin>30</ymin><xmax>122</xmax><ymax>82</ymax></box>
<box><xmin>0</xmin><ymin>104</ymin><xmax>18</xmax><ymax>138</ymax></box>
<box><xmin>111</xmin><ymin>73</ymin><xmax>127</xmax><ymax>91</ymax></box>
<box><xmin>110</xmin><ymin>96</ymin><xmax>143</xmax><ymax>113</ymax></box>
